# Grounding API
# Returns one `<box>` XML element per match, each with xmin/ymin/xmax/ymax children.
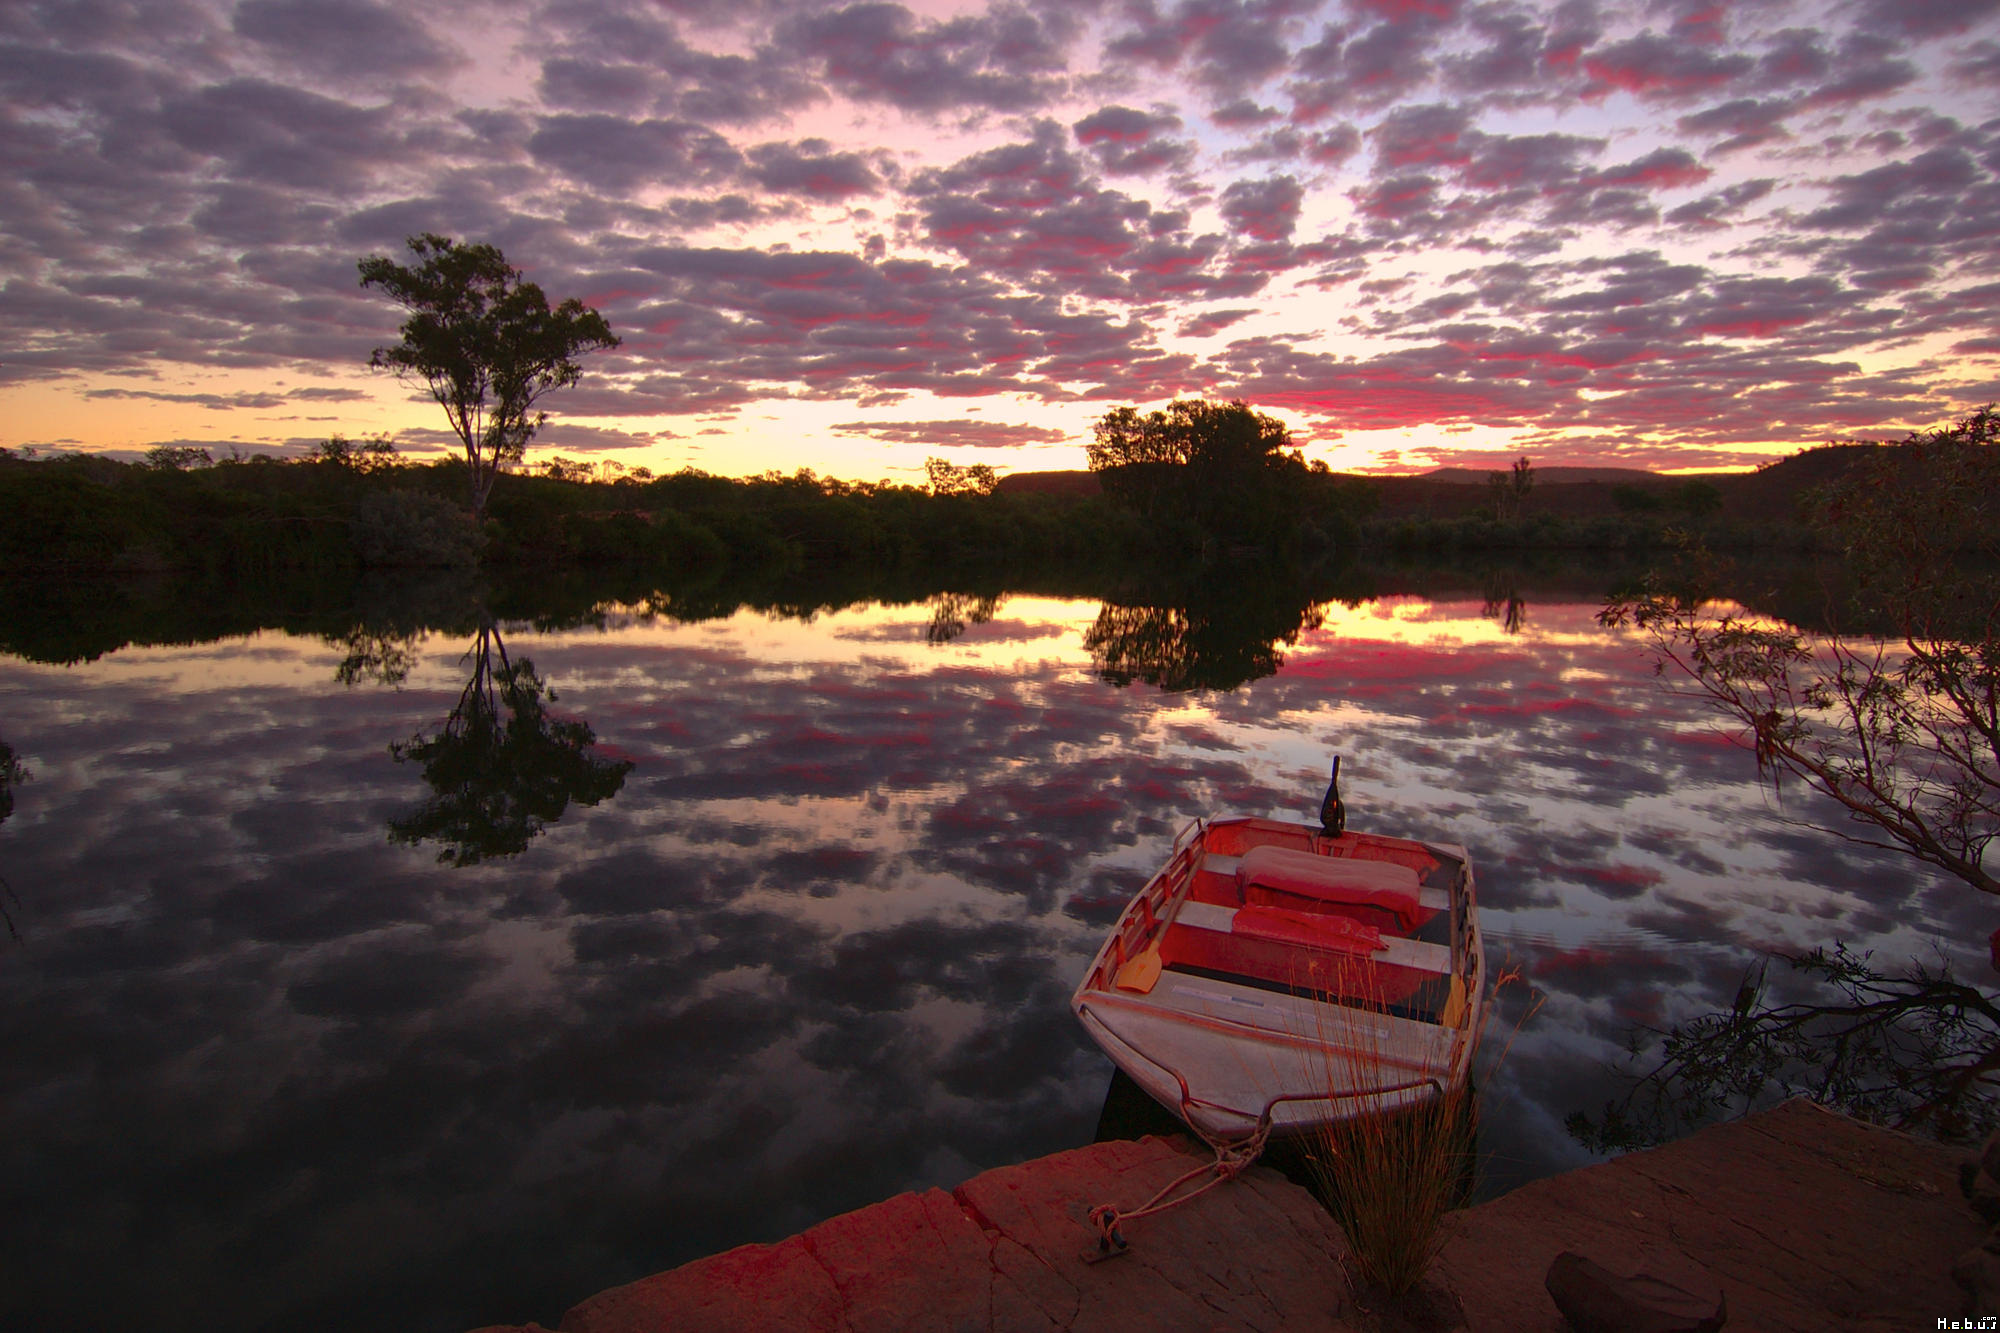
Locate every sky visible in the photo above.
<box><xmin>5</xmin><ymin>0</ymin><xmax>2000</xmax><ymax>481</ymax></box>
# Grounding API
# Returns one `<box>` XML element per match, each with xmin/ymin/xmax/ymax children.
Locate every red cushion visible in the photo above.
<box><xmin>1230</xmin><ymin>904</ymin><xmax>1383</xmax><ymax>955</ymax></box>
<box><xmin>1237</xmin><ymin>845</ymin><xmax>1423</xmax><ymax>929</ymax></box>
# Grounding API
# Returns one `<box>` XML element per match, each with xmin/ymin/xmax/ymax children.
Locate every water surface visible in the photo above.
<box><xmin>0</xmin><ymin>577</ymin><xmax>1974</xmax><ymax>1330</ymax></box>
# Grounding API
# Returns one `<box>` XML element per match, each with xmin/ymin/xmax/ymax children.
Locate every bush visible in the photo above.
<box><xmin>352</xmin><ymin>489</ymin><xmax>480</xmax><ymax>568</ymax></box>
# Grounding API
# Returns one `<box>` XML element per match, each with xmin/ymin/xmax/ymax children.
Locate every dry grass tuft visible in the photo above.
<box><xmin>1297</xmin><ymin>961</ymin><xmax>1533</xmax><ymax>1298</ymax></box>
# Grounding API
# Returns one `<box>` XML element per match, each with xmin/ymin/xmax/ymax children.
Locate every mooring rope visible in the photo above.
<box><xmin>1085</xmin><ymin>1118</ymin><xmax>1274</xmax><ymax>1258</ymax></box>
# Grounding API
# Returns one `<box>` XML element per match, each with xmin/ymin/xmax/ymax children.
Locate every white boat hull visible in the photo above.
<box><xmin>1072</xmin><ymin>816</ymin><xmax>1485</xmax><ymax>1142</ymax></box>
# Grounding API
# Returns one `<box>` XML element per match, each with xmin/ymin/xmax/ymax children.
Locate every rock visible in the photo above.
<box><xmin>1544</xmin><ymin>1249</ymin><xmax>1725</xmax><ymax>1333</ymax></box>
<box><xmin>1953</xmin><ymin>1227</ymin><xmax>2000</xmax><ymax>1313</ymax></box>
<box><xmin>1958</xmin><ymin>1128</ymin><xmax>2000</xmax><ymax>1225</ymax></box>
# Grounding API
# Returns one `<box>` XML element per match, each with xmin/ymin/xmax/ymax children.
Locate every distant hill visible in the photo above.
<box><xmin>990</xmin><ymin>444</ymin><xmax>1883</xmax><ymax>524</ymax></box>
<box><xmin>993</xmin><ymin>470</ymin><xmax>1100</xmax><ymax>497</ymax></box>
<box><xmin>1421</xmin><ymin>465</ymin><xmax>1665</xmax><ymax>485</ymax></box>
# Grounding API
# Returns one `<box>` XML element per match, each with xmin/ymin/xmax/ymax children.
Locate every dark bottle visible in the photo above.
<box><xmin>1320</xmin><ymin>756</ymin><xmax>1346</xmax><ymax>837</ymax></box>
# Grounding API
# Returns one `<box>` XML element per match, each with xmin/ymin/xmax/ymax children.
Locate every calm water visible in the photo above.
<box><xmin>0</xmin><ymin>575</ymin><xmax>1976</xmax><ymax>1331</ymax></box>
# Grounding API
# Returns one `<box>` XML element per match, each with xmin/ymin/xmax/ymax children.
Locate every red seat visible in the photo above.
<box><xmin>1236</xmin><ymin>845</ymin><xmax>1424</xmax><ymax>930</ymax></box>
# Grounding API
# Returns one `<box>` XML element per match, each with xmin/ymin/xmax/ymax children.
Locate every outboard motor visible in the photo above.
<box><xmin>1319</xmin><ymin>756</ymin><xmax>1346</xmax><ymax>838</ymax></box>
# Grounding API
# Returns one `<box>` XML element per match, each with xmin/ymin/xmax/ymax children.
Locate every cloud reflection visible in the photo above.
<box><xmin>0</xmin><ymin>580</ymin><xmax>1978</xmax><ymax>1330</ymax></box>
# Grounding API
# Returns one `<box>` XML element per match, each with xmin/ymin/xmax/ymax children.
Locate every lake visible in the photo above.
<box><xmin>0</xmin><ymin>566</ymin><xmax>1977</xmax><ymax>1331</ymax></box>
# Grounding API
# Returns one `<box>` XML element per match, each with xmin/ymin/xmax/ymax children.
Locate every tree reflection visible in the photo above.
<box><xmin>328</xmin><ymin>626</ymin><xmax>424</xmax><ymax>688</ymax></box>
<box><xmin>1085</xmin><ymin>589</ymin><xmax>1326</xmax><ymax>692</ymax></box>
<box><xmin>1567</xmin><ymin>943</ymin><xmax>2000</xmax><ymax>1152</ymax></box>
<box><xmin>1481</xmin><ymin>574</ymin><xmax>1526</xmax><ymax>635</ymax></box>
<box><xmin>925</xmin><ymin>592</ymin><xmax>1002</xmax><ymax>646</ymax></box>
<box><xmin>388</xmin><ymin>623</ymin><xmax>632</xmax><ymax>866</ymax></box>
<box><xmin>1</xmin><ymin>739</ymin><xmax>26</xmax><ymax>938</ymax></box>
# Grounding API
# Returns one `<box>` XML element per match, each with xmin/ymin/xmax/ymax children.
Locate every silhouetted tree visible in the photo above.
<box><xmin>924</xmin><ymin>457</ymin><xmax>996</xmax><ymax>496</ymax></box>
<box><xmin>1086</xmin><ymin>398</ymin><xmax>1312</xmax><ymax>547</ymax></box>
<box><xmin>143</xmin><ymin>446</ymin><xmax>211</xmax><ymax>471</ymax></box>
<box><xmin>1487</xmin><ymin>455</ymin><xmax>1533</xmax><ymax>520</ymax></box>
<box><xmin>1590</xmin><ymin>407</ymin><xmax>2000</xmax><ymax>1147</ymax></box>
<box><xmin>389</xmin><ymin>623</ymin><xmax>632</xmax><ymax>865</ymax></box>
<box><xmin>1602</xmin><ymin>406</ymin><xmax>1999</xmax><ymax>897</ymax></box>
<box><xmin>1675</xmin><ymin>478</ymin><xmax>1722</xmax><ymax>518</ymax></box>
<box><xmin>359</xmin><ymin>234</ymin><xmax>619</xmax><ymax>520</ymax></box>
<box><xmin>312</xmin><ymin>434</ymin><xmax>400</xmax><ymax>472</ymax></box>
<box><xmin>1568</xmin><ymin>944</ymin><xmax>2000</xmax><ymax>1150</ymax></box>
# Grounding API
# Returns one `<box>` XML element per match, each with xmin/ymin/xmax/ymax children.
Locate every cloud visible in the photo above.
<box><xmin>1176</xmin><ymin>307</ymin><xmax>1257</xmax><ymax>337</ymax></box>
<box><xmin>1217</xmin><ymin>175</ymin><xmax>1304</xmax><ymax>241</ymax></box>
<box><xmin>3</xmin><ymin>0</ymin><xmax>1999</xmax><ymax>471</ymax></box>
<box><xmin>527</xmin><ymin>114</ymin><xmax>743</xmax><ymax>193</ymax></box>
<box><xmin>779</xmin><ymin>1</ymin><xmax>1072</xmax><ymax>115</ymax></box>
<box><xmin>828</xmin><ymin>418</ymin><xmax>1068</xmax><ymax>448</ymax></box>
<box><xmin>1071</xmin><ymin>105</ymin><xmax>1195</xmax><ymax>175</ymax></box>
<box><xmin>1102</xmin><ymin>0</ymin><xmax>1300</xmax><ymax>91</ymax></box>
<box><xmin>1675</xmin><ymin>98</ymin><xmax>1797</xmax><ymax>154</ymax></box>
<box><xmin>743</xmin><ymin>139</ymin><xmax>884</xmax><ymax>199</ymax></box>
<box><xmin>231</xmin><ymin>0</ymin><xmax>463</xmax><ymax>85</ymax></box>
<box><xmin>1579</xmin><ymin>30</ymin><xmax>1755</xmax><ymax>101</ymax></box>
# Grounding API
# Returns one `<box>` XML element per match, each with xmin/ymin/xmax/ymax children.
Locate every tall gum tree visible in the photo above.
<box><xmin>359</xmin><ymin>234</ymin><xmax>619</xmax><ymax>520</ymax></box>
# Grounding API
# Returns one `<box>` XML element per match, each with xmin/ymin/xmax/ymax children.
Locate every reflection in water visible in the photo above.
<box><xmin>330</xmin><ymin>625</ymin><xmax>424</xmax><ymax>688</ymax></box>
<box><xmin>0</xmin><ymin>739</ymin><xmax>23</xmax><ymax>937</ymax></box>
<box><xmin>388</xmin><ymin>622</ymin><xmax>633</xmax><ymax>866</ymax></box>
<box><xmin>1567</xmin><ymin>943</ymin><xmax>2000</xmax><ymax>1152</ymax></box>
<box><xmin>1085</xmin><ymin>588</ymin><xmax>1327</xmax><ymax>691</ymax></box>
<box><xmin>0</xmin><ymin>575</ymin><xmax>1982</xmax><ymax>1332</ymax></box>
<box><xmin>925</xmin><ymin>591</ymin><xmax>1002</xmax><ymax>646</ymax></box>
<box><xmin>1481</xmin><ymin>574</ymin><xmax>1526</xmax><ymax>635</ymax></box>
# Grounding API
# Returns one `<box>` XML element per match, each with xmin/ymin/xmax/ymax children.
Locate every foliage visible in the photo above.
<box><xmin>0</xmin><ymin>738</ymin><xmax>21</xmax><ymax>939</ymax></box>
<box><xmin>1601</xmin><ymin>405</ymin><xmax>2000</xmax><ymax>897</ymax></box>
<box><xmin>1087</xmin><ymin>398</ymin><xmax>1293</xmax><ymax>472</ymax></box>
<box><xmin>329</xmin><ymin>626</ymin><xmax>424</xmax><ymax>688</ymax></box>
<box><xmin>358</xmin><ymin>234</ymin><xmax>619</xmax><ymax>519</ymax></box>
<box><xmin>1085</xmin><ymin>596</ymin><xmax>1321</xmax><ymax>692</ymax></box>
<box><xmin>1298</xmin><ymin>964</ymin><xmax>1531</xmax><ymax>1298</ymax></box>
<box><xmin>351</xmin><ymin>489</ymin><xmax>480</xmax><ymax>569</ymax></box>
<box><xmin>389</xmin><ymin>626</ymin><xmax>632</xmax><ymax>866</ymax></box>
<box><xmin>924</xmin><ymin>591</ymin><xmax>1001</xmax><ymax>644</ymax></box>
<box><xmin>1084</xmin><ymin>398</ymin><xmax>1357</xmax><ymax>557</ymax></box>
<box><xmin>924</xmin><ymin>457</ymin><xmax>997</xmax><ymax>496</ymax></box>
<box><xmin>1610</xmin><ymin>483</ymin><xmax>1663</xmax><ymax>514</ymax></box>
<box><xmin>1568</xmin><ymin>944</ymin><xmax>2000</xmax><ymax>1151</ymax></box>
<box><xmin>1675</xmin><ymin>478</ymin><xmax>1722</xmax><ymax>517</ymax></box>
<box><xmin>313</xmin><ymin>434</ymin><xmax>401</xmax><ymax>473</ymax></box>
<box><xmin>144</xmin><ymin>446</ymin><xmax>212</xmax><ymax>471</ymax></box>
<box><xmin>1486</xmin><ymin>456</ymin><xmax>1533</xmax><ymax>520</ymax></box>
<box><xmin>0</xmin><ymin>740</ymin><xmax>24</xmax><ymax>826</ymax></box>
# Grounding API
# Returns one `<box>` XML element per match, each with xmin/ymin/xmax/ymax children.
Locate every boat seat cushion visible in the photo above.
<box><xmin>1230</xmin><ymin>904</ymin><xmax>1383</xmax><ymax>956</ymax></box>
<box><xmin>1236</xmin><ymin>845</ymin><xmax>1424</xmax><ymax>929</ymax></box>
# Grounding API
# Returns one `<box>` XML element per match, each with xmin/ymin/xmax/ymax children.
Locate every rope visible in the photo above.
<box><xmin>1086</xmin><ymin>1119</ymin><xmax>1273</xmax><ymax>1257</ymax></box>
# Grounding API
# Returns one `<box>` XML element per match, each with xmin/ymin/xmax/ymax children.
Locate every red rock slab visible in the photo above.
<box><xmin>1438</xmin><ymin>1097</ymin><xmax>1980</xmax><ymax>1332</ymax></box>
<box><xmin>549</xmin><ymin>1134</ymin><xmax>1354</xmax><ymax>1333</ymax></box>
<box><xmin>478</xmin><ymin>1098</ymin><xmax>1979</xmax><ymax>1333</ymax></box>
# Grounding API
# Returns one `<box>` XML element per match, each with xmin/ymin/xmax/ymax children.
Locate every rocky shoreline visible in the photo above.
<box><xmin>473</xmin><ymin>1098</ymin><xmax>1983</xmax><ymax>1331</ymax></box>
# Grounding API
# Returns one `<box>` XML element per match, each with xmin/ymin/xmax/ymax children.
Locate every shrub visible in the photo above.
<box><xmin>352</xmin><ymin>489</ymin><xmax>480</xmax><ymax>568</ymax></box>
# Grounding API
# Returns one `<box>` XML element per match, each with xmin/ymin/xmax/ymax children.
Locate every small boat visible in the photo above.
<box><xmin>1072</xmin><ymin>766</ymin><xmax>1485</xmax><ymax>1143</ymax></box>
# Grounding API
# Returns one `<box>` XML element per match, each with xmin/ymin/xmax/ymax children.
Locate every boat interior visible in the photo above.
<box><xmin>1109</xmin><ymin>817</ymin><xmax>1468</xmax><ymax>1025</ymax></box>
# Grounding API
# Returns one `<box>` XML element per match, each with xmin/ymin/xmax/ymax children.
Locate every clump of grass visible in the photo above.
<box><xmin>1304</xmin><ymin>1067</ymin><xmax>1477</xmax><ymax>1296</ymax></box>
<box><xmin>1297</xmin><ymin>961</ymin><xmax>1531</xmax><ymax>1298</ymax></box>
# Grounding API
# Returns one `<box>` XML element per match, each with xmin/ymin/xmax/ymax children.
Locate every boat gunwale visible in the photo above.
<box><xmin>1072</xmin><ymin>812</ymin><xmax>1487</xmax><ymax>1136</ymax></box>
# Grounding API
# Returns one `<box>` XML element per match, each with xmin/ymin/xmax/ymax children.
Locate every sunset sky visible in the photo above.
<box><xmin>5</xmin><ymin>0</ymin><xmax>2000</xmax><ymax>481</ymax></box>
